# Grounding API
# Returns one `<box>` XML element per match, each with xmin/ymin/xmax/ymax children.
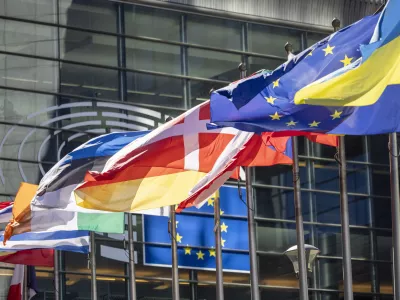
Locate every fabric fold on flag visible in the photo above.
<box><xmin>74</xmin><ymin>101</ymin><xmax>293</xmax><ymax>213</ymax></box>
<box><xmin>0</xmin><ymin>249</ymin><xmax>54</xmax><ymax>267</ymax></box>
<box><xmin>7</xmin><ymin>265</ymin><xmax>37</xmax><ymax>300</ymax></box>
<box><xmin>207</xmin><ymin>12</ymin><xmax>400</xmax><ymax>135</ymax></box>
<box><xmin>4</xmin><ymin>131</ymin><xmax>174</xmax><ymax>243</ymax></box>
<box><xmin>294</xmin><ymin>0</ymin><xmax>400</xmax><ymax>107</ymax></box>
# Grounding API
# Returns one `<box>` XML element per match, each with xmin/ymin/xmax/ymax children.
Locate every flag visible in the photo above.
<box><xmin>4</xmin><ymin>131</ymin><xmax>173</xmax><ymax>242</ymax></box>
<box><xmin>144</xmin><ymin>185</ymin><xmax>250</xmax><ymax>272</ymax></box>
<box><xmin>207</xmin><ymin>13</ymin><xmax>400</xmax><ymax>135</ymax></box>
<box><xmin>74</xmin><ymin>101</ymin><xmax>292</xmax><ymax>213</ymax></box>
<box><xmin>0</xmin><ymin>249</ymin><xmax>54</xmax><ymax>267</ymax></box>
<box><xmin>0</xmin><ymin>197</ymin><xmax>89</xmax><ymax>252</ymax></box>
<box><xmin>7</xmin><ymin>265</ymin><xmax>37</xmax><ymax>300</ymax></box>
<box><xmin>294</xmin><ymin>0</ymin><xmax>400</xmax><ymax>107</ymax></box>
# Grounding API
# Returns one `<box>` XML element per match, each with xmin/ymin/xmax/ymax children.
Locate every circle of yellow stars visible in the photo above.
<box><xmin>261</xmin><ymin>42</ymin><xmax>352</xmax><ymax>129</ymax></box>
<box><xmin>181</xmin><ymin>194</ymin><xmax>229</xmax><ymax>261</ymax></box>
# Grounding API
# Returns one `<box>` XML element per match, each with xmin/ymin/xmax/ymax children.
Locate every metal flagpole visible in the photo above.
<box><xmin>170</xmin><ymin>206</ymin><xmax>180</xmax><ymax>300</ymax></box>
<box><xmin>127</xmin><ymin>214</ymin><xmax>137</xmax><ymax>300</ymax></box>
<box><xmin>389</xmin><ymin>132</ymin><xmax>400</xmax><ymax>300</ymax></box>
<box><xmin>214</xmin><ymin>191</ymin><xmax>224</xmax><ymax>300</ymax></box>
<box><xmin>54</xmin><ymin>251</ymin><xmax>61</xmax><ymax>300</ymax></box>
<box><xmin>238</xmin><ymin>62</ymin><xmax>260</xmax><ymax>300</ymax></box>
<box><xmin>22</xmin><ymin>265</ymin><xmax>28</xmax><ymax>300</ymax></box>
<box><xmin>90</xmin><ymin>231</ymin><xmax>97</xmax><ymax>300</ymax></box>
<box><xmin>331</xmin><ymin>18</ymin><xmax>353</xmax><ymax>300</ymax></box>
<box><xmin>284</xmin><ymin>45</ymin><xmax>309</xmax><ymax>300</ymax></box>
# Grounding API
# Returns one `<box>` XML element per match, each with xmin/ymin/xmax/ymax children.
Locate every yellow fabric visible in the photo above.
<box><xmin>75</xmin><ymin>170</ymin><xmax>207</xmax><ymax>212</ymax></box>
<box><xmin>13</xmin><ymin>182</ymin><xmax>38</xmax><ymax>219</ymax></box>
<box><xmin>294</xmin><ymin>36</ymin><xmax>400</xmax><ymax>107</ymax></box>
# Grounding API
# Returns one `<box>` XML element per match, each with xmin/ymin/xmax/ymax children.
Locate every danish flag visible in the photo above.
<box><xmin>74</xmin><ymin>101</ymin><xmax>293</xmax><ymax>212</ymax></box>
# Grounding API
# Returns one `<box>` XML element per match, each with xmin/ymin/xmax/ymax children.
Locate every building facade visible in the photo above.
<box><xmin>0</xmin><ymin>0</ymin><xmax>394</xmax><ymax>299</ymax></box>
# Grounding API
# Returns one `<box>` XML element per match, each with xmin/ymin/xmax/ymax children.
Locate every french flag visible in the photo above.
<box><xmin>7</xmin><ymin>265</ymin><xmax>37</xmax><ymax>300</ymax></box>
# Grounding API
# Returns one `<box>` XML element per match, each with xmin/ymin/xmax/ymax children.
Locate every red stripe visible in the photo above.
<box><xmin>199</xmin><ymin>102</ymin><xmax>211</xmax><ymax>120</ymax></box>
<box><xmin>7</xmin><ymin>284</ymin><xmax>21</xmax><ymax>300</ymax></box>
<box><xmin>0</xmin><ymin>249</ymin><xmax>54</xmax><ymax>267</ymax></box>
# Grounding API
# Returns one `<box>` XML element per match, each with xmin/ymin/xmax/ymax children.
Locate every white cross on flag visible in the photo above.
<box><xmin>74</xmin><ymin>101</ymin><xmax>293</xmax><ymax>213</ymax></box>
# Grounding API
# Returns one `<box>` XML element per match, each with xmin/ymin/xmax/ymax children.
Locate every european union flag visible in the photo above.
<box><xmin>143</xmin><ymin>185</ymin><xmax>250</xmax><ymax>272</ymax></box>
<box><xmin>210</xmin><ymin>13</ymin><xmax>400</xmax><ymax>135</ymax></box>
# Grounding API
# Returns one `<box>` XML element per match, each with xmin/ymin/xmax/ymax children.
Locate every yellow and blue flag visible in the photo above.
<box><xmin>295</xmin><ymin>0</ymin><xmax>400</xmax><ymax>107</ymax></box>
<box><xmin>209</xmin><ymin>11</ymin><xmax>400</xmax><ymax>135</ymax></box>
<box><xmin>143</xmin><ymin>185</ymin><xmax>250</xmax><ymax>272</ymax></box>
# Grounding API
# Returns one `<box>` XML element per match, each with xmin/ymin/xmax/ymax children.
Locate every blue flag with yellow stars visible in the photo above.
<box><xmin>143</xmin><ymin>185</ymin><xmax>250</xmax><ymax>272</ymax></box>
<box><xmin>210</xmin><ymin>12</ymin><xmax>400</xmax><ymax>135</ymax></box>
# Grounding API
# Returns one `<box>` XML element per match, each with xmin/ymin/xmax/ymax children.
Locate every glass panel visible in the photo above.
<box><xmin>63</xmin><ymin>251</ymin><xmax>89</xmax><ymax>273</ymax></box>
<box><xmin>258</xmin><ymin>253</ymin><xmax>299</xmax><ymax>288</ymax></box>
<box><xmin>346</xmin><ymin>136</ymin><xmax>366</xmax><ymax>161</ymax></box>
<box><xmin>248</xmin><ymin>56</ymin><xmax>284</xmax><ymax>74</ymax></box>
<box><xmin>34</xmin><ymin>270</ymin><xmax>55</xmax><ymax>299</ymax></box>
<box><xmin>190</xmin><ymin>80</ymin><xmax>227</xmax><ymax>108</ymax></box>
<box><xmin>314</xmin><ymin>193</ymin><xmax>371</xmax><ymax>226</ymax></box>
<box><xmin>378</xmin><ymin>262</ymin><xmax>394</xmax><ymax>295</ymax></box>
<box><xmin>254</xmin><ymin>163</ymin><xmax>307</xmax><ymax>187</ymax></box>
<box><xmin>197</xmin><ymin>285</ymin><xmax>250</xmax><ymax>300</ymax></box>
<box><xmin>0</xmin><ymin>89</ymin><xmax>58</xmax><ymax>125</ymax></box>
<box><xmin>368</xmin><ymin>135</ymin><xmax>389</xmax><ymax>165</ymax></box>
<box><xmin>0</xmin><ymin>55</ymin><xmax>58</xmax><ymax>92</ymax></box>
<box><xmin>255</xmin><ymin>188</ymin><xmax>311</xmax><ymax>221</ymax></box>
<box><xmin>248</xmin><ymin>24</ymin><xmax>302</xmax><ymax>56</ymax></box>
<box><xmin>0</xmin><ymin>267</ymin><xmax>13</xmax><ymax>299</ymax></box>
<box><xmin>0</xmin><ymin>126</ymin><xmax>58</xmax><ymax>163</ymax></box>
<box><xmin>260</xmin><ymin>289</ymin><xmax>305</xmax><ymax>299</ymax></box>
<box><xmin>376</xmin><ymin>230</ymin><xmax>392</xmax><ymax>261</ymax></box>
<box><xmin>64</xmin><ymin>274</ymin><xmax>127</xmax><ymax>299</ymax></box>
<box><xmin>307</xmin><ymin>32</ymin><xmax>329</xmax><ymax>48</ymax></box>
<box><xmin>60</xmin><ymin>63</ymin><xmax>118</xmax><ymax>99</ymax></box>
<box><xmin>188</xmin><ymin>48</ymin><xmax>240</xmax><ymax>82</ymax></box>
<box><xmin>315</xmin><ymin>226</ymin><xmax>372</xmax><ymax>259</ymax></box>
<box><xmin>60</xmin><ymin>28</ymin><xmax>118</xmax><ymax>67</ymax></box>
<box><xmin>187</xmin><ymin>15</ymin><xmax>242</xmax><ymax>50</ymax></box>
<box><xmin>126</xmin><ymin>39</ymin><xmax>181</xmax><ymax>74</ymax></box>
<box><xmin>0</xmin><ymin>19</ymin><xmax>57</xmax><ymax>58</ymax></box>
<box><xmin>59</xmin><ymin>0</ymin><xmax>117</xmax><ymax>33</ymax></box>
<box><xmin>352</xmin><ymin>261</ymin><xmax>373</xmax><ymax>294</ymax></box>
<box><xmin>95</xmin><ymin>239</ymin><xmax>126</xmax><ymax>276</ymax></box>
<box><xmin>125</xmin><ymin>5</ymin><xmax>180</xmax><ymax>41</ymax></box>
<box><xmin>317</xmin><ymin>258</ymin><xmax>343</xmax><ymax>290</ymax></box>
<box><xmin>0</xmin><ymin>0</ymin><xmax>57</xmax><ymax>23</ymax></box>
<box><xmin>256</xmin><ymin>221</ymin><xmax>311</xmax><ymax>252</ymax></box>
<box><xmin>371</xmin><ymin>167</ymin><xmax>390</xmax><ymax>197</ymax></box>
<box><xmin>126</xmin><ymin>72</ymin><xmax>184</xmax><ymax>108</ymax></box>
<box><xmin>0</xmin><ymin>160</ymin><xmax>41</xmax><ymax>194</ymax></box>
<box><xmin>313</xmin><ymin>161</ymin><xmax>368</xmax><ymax>194</ymax></box>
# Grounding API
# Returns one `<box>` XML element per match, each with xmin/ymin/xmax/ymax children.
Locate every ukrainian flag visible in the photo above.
<box><xmin>294</xmin><ymin>0</ymin><xmax>400</xmax><ymax>107</ymax></box>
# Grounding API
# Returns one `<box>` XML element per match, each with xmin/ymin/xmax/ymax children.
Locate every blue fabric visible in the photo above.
<box><xmin>208</xmin><ymin>14</ymin><xmax>400</xmax><ymax>135</ymax></box>
<box><xmin>144</xmin><ymin>185</ymin><xmax>250</xmax><ymax>272</ymax></box>
<box><xmin>60</xmin><ymin>131</ymin><xmax>149</xmax><ymax>165</ymax></box>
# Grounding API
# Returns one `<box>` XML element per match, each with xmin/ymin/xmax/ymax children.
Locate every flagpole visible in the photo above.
<box><xmin>54</xmin><ymin>251</ymin><xmax>61</xmax><ymax>300</ymax></box>
<box><xmin>285</xmin><ymin>45</ymin><xmax>309</xmax><ymax>300</ymax></box>
<box><xmin>389</xmin><ymin>132</ymin><xmax>400</xmax><ymax>300</ymax></box>
<box><xmin>22</xmin><ymin>265</ymin><xmax>28</xmax><ymax>300</ymax></box>
<box><xmin>331</xmin><ymin>18</ymin><xmax>353</xmax><ymax>300</ymax></box>
<box><xmin>90</xmin><ymin>231</ymin><xmax>97</xmax><ymax>299</ymax></box>
<box><xmin>127</xmin><ymin>214</ymin><xmax>137</xmax><ymax>300</ymax></box>
<box><xmin>214</xmin><ymin>191</ymin><xmax>224</xmax><ymax>300</ymax></box>
<box><xmin>170</xmin><ymin>206</ymin><xmax>180</xmax><ymax>300</ymax></box>
<box><xmin>238</xmin><ymin>62</ymin><xmax>260</xmax><ymax>300</ymax></box>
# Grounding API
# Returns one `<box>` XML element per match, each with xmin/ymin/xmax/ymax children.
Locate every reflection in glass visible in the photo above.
<box><xmin>126</xmin><ymin>39</ymin><xmax>181</xmax><ymax>75</ymax></box>
<box><xmin>187</xmin><ymin>15</ymin><xmax>242</xmax><ymax>50</ymax></box>
<box><xmin>188</xmin><ymin>48</ymin><xmax>240</xmax><ymax>82</ymax></box>
<box><xmin>248</xmin><ymin>56</ymin><xmax>284</xmax><ymax>74</ymax></box>
<box><xmin>248</xmin><ymin>24</ymin><xmax>302</xmax><ymax>56</ymax></box>
<box><xmin>59</xmin><ymin>0</ymin><xmax>117</xmax><ymax>32</ymax></box>
<box><xmin>127</xmin><ymin>72</ymin><xmax>184</xmax><ymax>108</ymax></box>
<box><xmin>0</xmin><ymin>0</ymin><xmax>57</xmax><ymax>23</ymax></box>
<box><xmin>125</xmin><ymin>5</ymin><xmax>180</xmax><ymax>41</ymax></box>
<box><xmin>258</xmin><ymin>253</ymin><xmax>299</xmax><ymax>287</ymax></box>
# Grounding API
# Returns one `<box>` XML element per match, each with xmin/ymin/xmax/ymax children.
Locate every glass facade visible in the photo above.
<box><xmin>0</xmin><ymin>0</ymin><xmax>394</xmax><ymax>299</ymax></box>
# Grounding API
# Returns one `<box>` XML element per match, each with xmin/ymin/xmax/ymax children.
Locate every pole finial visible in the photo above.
<box><xmin>285</xmin><ymin>42</ymin><xmax>293</xmax><ymax>55</ymax></box>
<box><xmin>238</xmin><ymin>63</ymin><xmax>247</xmax><ymax>72</ymax></box>
<box><xmin>209</xmin><ymin>88</ymin><xmax>215</xmax><ymax>96</ymax></box>
<box><xmin>165</xmin><ymin>116</ymin><xmax>173</xmax><ymax>122</ymax></box>
<box><xmin>332</xmin><ymin>18</ymin><xmax>341</xmax><ymax>31</ymax></box>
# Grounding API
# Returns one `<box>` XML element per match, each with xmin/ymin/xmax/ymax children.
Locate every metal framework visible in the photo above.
<box><xmin>0</xmin><ymin>1</ymin><xmax>393</xmax><ymax>299</ymax></box>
